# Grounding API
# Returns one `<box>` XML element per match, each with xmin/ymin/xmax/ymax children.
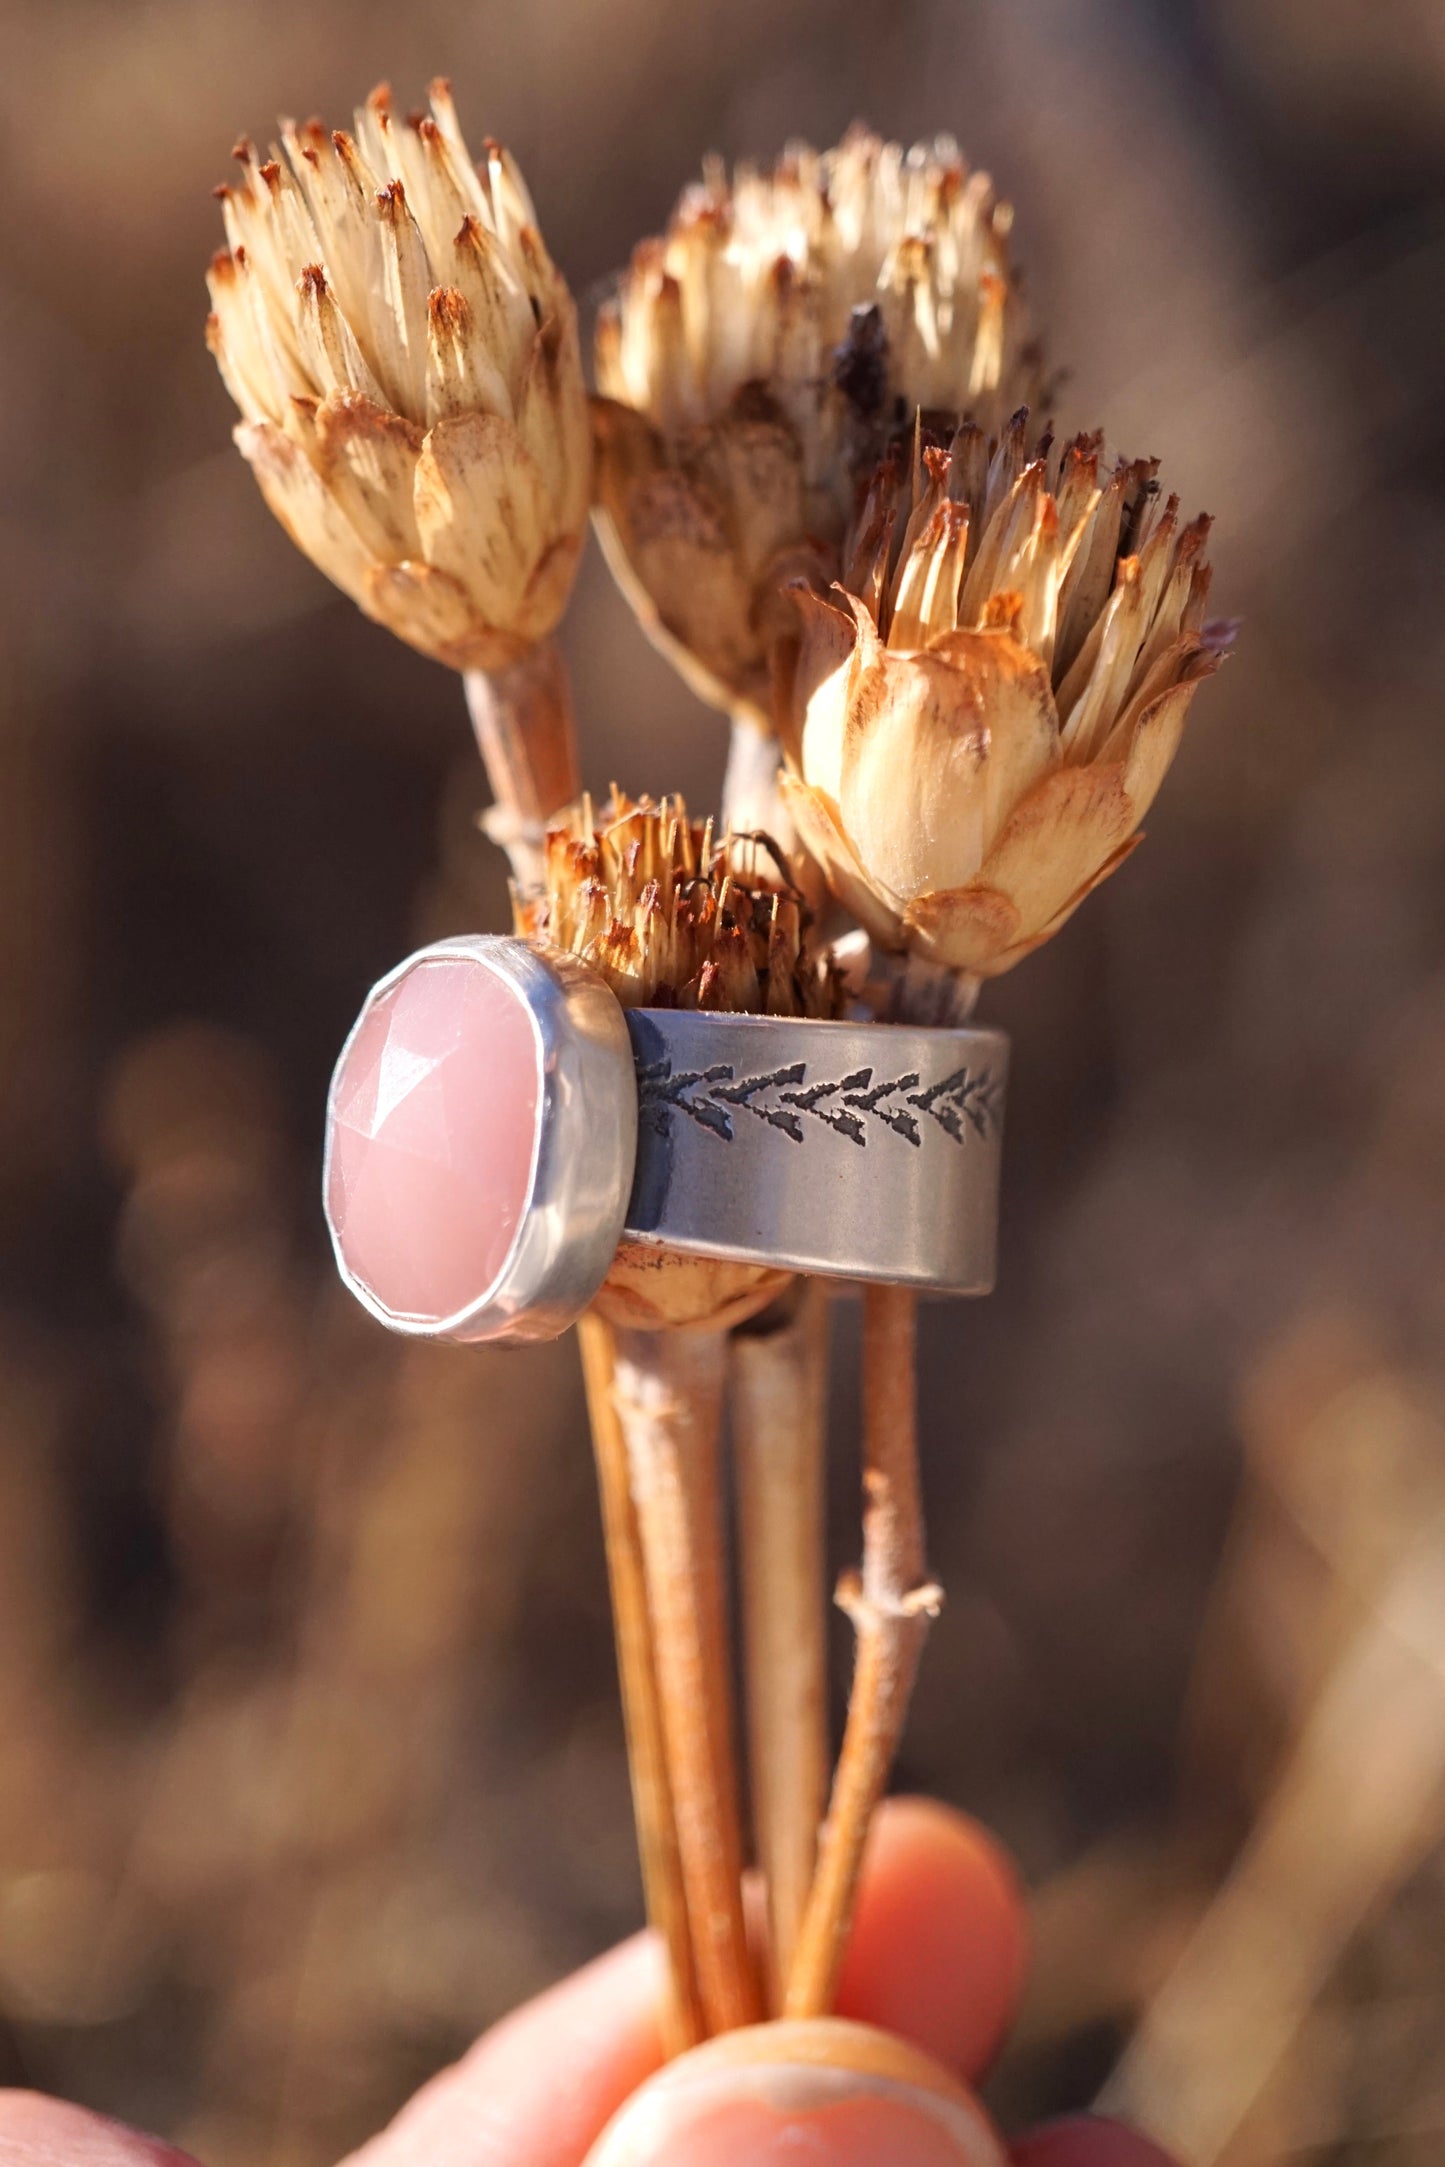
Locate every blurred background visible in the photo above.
<box><xmin>2</xmin><ymin>0</ymin><xmax>1444</xmax><ymax>2159</ymax></box>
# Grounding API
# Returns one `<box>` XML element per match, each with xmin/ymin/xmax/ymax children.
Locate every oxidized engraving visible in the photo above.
<box><xmin>636</xmin><ymin>1057</ymin><xmax>999</xmax><ymax>1148</ymax></box>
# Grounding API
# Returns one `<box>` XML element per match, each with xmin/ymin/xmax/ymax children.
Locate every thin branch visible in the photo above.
<box><xmin>732</xmin><ymin>1282</ymin><xmax>831</xmax><ymax>2008</ymax></box>
<box><xmin>721</xmin><ymin>710</ymin><xmax>784</xmax><ymax>839</ymax></box>
<box><xmin>611</xmin><ymin>1326</ymin><xmax>762</xmax><ymax>2035</ymax></box>
<box><xmin>577</xmin><ymin>1314</ymin><xmax>705</xmax><ymax>2055</ymax></box>
<box><xmin>784</xmin><ymin>1282</ymin><xmax>941</xmax><ymax>2018</ymax></box>
<box><xmin>464</xmin><ymin>639</ymin><xmax>580</xmax><ymax>884</ymax></box>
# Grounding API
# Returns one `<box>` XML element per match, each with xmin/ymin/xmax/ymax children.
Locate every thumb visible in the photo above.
<box><xmin>582</xmin><ymin>2020</ymin><xmax>1007</xmax><ymax>2167</ymax></box>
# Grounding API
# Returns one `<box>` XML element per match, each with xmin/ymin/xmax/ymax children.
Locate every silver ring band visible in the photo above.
<box><xmin>623</xmin><ymin>1006</ymin><xmax>1005</xmax><ymax>1293</ymax></box>
<box><xmin>324</xmin><ymin>937</ymin><xmax>1008</xmax><ymax>1344</ymax></box>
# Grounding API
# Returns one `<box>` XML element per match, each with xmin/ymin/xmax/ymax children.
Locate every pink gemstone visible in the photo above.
<box><xmin>326</xmin><ymin>955</ymin><xmax>541</xmax><ymax>1322</ymax></box>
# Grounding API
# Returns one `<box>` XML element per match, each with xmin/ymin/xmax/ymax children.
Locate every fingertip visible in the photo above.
<box><xmin>836</xmin><ymin>1796</ymin><xmax>1029</xmax><ymax>2080</ymax></box>
<box><xmin>1010</xmin><ymin>2114</ymin><xmax>1183</xmax><ymax>2166</ymax></box>
<box><xmin>583</xmin><ymin>2022</ymin><xmax>1007</xmax><ymax>2166</ymax></box>
<box><xmin>0</xmin><ymin>2092</ymin><xmax>197</xmax><ymax>2165</ymax></box>
<box><xmin>594</xmin><ymin>2091</ymin><xmax>995</xmax><ymax>2166</ymax></box>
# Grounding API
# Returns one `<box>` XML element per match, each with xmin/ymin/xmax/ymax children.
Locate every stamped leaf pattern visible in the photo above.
<box><xmin>636</xmin><ymin>1057</ymin><xmax>999</xmax><ymax>1147</ymax></box>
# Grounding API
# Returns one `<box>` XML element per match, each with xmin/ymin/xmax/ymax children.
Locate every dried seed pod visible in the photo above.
<box><xmin>594</xmin><ymin>128</ymin><xmax>1042</xmax><ymax>728</ymax></box>
<box><xmin>517</xmin><ymin>791</ymin><xmax>837</xmax><ymax>1328</ymax></box>
<box><xmin>777</xmin><ymin>418</ymin><xmax>1234</xmax><ymax>977</ymax></box>
<box><xmin>206</xmin><ymin>83</ymin><xmax>590</xmax><ymax>670</ymax></box>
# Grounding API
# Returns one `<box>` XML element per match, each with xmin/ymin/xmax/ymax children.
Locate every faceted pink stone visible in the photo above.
<box><xmin>326</xmin><ymin>955</ymin><xmax>541</xmax><ymax>1322</ymax></box>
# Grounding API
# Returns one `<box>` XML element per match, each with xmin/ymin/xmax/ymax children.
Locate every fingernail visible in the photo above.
<box><xmin>585</xmin><ymin>2020</ymin><xmax>1007</xmax><ymax>2166</ymax></box>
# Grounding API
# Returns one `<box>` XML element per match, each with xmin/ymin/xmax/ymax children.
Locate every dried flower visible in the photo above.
<box><xmin>207</xmin><ymin>82</ymin><xmax>590</xmax><ymax>671</ymax></box>
<box><xmin>517</xmin><ymin>791</ymin><xmax>835</xmax><ymax>1327</ymax></box>
<box><xmin>777</xmin><ymin>415</ymin><xmax>1232</xmax><ymax>977</ymax></box>
<box><xmin>593</xmin><ymin>128</ymin><xmax>1039</xmax><ymax>726</ymax></box>
<box><xmin>518</xmin><ymin>790</ymin><xmax>833</xmax><ymax>1015</ymax></box>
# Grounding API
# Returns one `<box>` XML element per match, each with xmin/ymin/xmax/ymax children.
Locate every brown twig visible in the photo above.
<box><xmin>732</xmin><ymin>1281</ymin><xmax>831</xmax><ymax>2009</ymax></box>
<box><xmin>577</xmin><ymin>1313</ymin><xmax>705</xmax><ymax>2055</ymax></box>
<box><xmin>784</xmin><ymin>1281</ymin><xmax>941</xmax><ymax>2018</ymax></box>
<box><xmin>463</xmin><ymin>639</ymin><xmax>580</xmax><ymax>882</ymax></box>
<box><xmin>610</xmin><ymin>1325</ymin><xmax>762</xmax><ymax>2035</ymax></box>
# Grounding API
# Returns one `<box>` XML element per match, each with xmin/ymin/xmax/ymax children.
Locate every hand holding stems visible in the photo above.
<box><xmin>0</xmin><ymin>1800</ymin><xmax>1180</xmax><ymax>2167</ymax></box>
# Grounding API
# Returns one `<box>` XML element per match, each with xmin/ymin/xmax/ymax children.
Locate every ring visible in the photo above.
<box><xmin>323</xmin><ymin>936</ymin><xmax>1009</xmax><ymax>1344</ymax></box>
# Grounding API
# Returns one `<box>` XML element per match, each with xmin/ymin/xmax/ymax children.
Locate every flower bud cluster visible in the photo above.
<box><xmin>778</xmin><ymin>413</ymin><xmax>1230</xmax><ymax>975</ymax></box>
<box><xmin>516</xmin><ymin>791</ymin><xmax>837</xmax><ymax>1018</ymax></box>
<box><xmin>592</xmin><ymin>128</ymin><xmax>1040</xmax><ymax>724</ymax></box>
<box><xmin>207</xmin><ymin>82</ymin><xmax>589</xmax><ymax>670</ymax></box>
<box><xmin>207</xmin><ymin>96</ymin><xmax>1231</xmax><ymax>991</ymax></box>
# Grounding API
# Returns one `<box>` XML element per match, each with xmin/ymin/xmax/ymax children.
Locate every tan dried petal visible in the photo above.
<box><xmin>810</xmin><ymin>597</ymin><xmax>1060</xmax><ymax>901</ymax></box>
<box><xmin>310</xmin><ymin>391</ymin><xmax>424</xmax><ymax>561</ymax></box>
<box><xmin>516</xmin><ymin>309</ymin><xmax>592</xmax><ymax>535</ymax></box>
<box><xmin>1105</xmin><ymin>641</ymin><xmax>1223</xmax><ymax>819</ymax></box>
<box><xmin>780</xmin><ymin>586</ymin><xmax>863</xmax><ymax>791</ymax></box>
<box><xmin>778</xmin><ymin>770</ymin><xmax>909</xmax><ymax>954</ymax></box>
<box><xmin>906</xmin><ymin>759</ymin><xmax>1138</xmax><ymax>971</ymax></box>
<box><xmin>413</xmin><ymin>411</ymin><xmax>570</xmax><ymax>648</ymax></box>
<box><xmin>233</xmin><ymin>417</ymin><xmax>374</xmax><ymax>605</ymax></box>
<box><xmin>593</xmin><ymin>405</ymin><xmax>765</xmax><ymax>716</ymax></box>
<box><xmin>684</xmin><ymin>404</ymin><xmax>807</xmax><ymax>585</ymax></box>
<box><xmin>900</xmin><ymin>660</ymin><xmax>1217</xmax><ymax>973</ymax></box>
<box><xmin>591</xmin><ymin>1246</ymin><xmax>792</xmax><ymax>1332</ymax></box>
<box><xmin>363</xmin><ymin>560</ymin><xmax>524</xmax><ymax>671</ymax></box>
<box><xmin>888</xmin><ymin>499</ymin><xmax>970</xmax><ymax>650</ymax></box>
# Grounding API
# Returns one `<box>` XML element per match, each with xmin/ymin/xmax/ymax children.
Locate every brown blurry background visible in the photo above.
<box><xmin>2</xmin><ymin>1</ymin><xmax>1444</xmax><ymax>2160</ymax></box>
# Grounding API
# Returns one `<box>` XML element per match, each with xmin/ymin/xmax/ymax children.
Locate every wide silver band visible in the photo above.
<box><xmin>326</xmin><ymin>938</ymin><xmax>1007</xmax><ymax>1344</ymax></box>
<box><xmin>624</xmin><ymin>1006</ymin><xmax>1005</xmax><ymax>1295</ymax></box>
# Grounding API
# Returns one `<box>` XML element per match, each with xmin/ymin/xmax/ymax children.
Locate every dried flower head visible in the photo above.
<box><xmin>518</xmin><ymin>789</ymin><xmax>835</xmax><ymax>1016</ymax></box>
<box><xmin>778</xmin><ymin>412</ymin><xmax>1232</xmax><ymax>977</ymax></box>
<box><xmin>593</xmin><ymin>127</ymin><xmax>1040</xmax><ymax>726</ymax></box>
<box><xmin>517</xmin><ymin>790</ymin><xmax>835</xmax><ymax>1327</ymax></box>
<box><xmin>207</xmin><ymin>81</ymin><xmax>590</xmax><ymax>671</ymax></box>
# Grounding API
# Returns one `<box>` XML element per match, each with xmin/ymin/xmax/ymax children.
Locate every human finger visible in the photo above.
<box><xmin>1010</xmin><ymin>2115</ymin><xmax>1182</xmax><ymax>2166</ymax></box>
<box><xmin>580</xmin><ymin>2017</ymin><xmax>1008</xmax><ymax>2166</ymax></box>
<box><xmin>352</xmin><ymin>1794</ymin><xmax>1029</xmax><ymax>2167</ymax></box>
<box><xmin>835</xmin><ymin>1796</ymin><xmax>1028</xmax><ymax>2078</ymax></box>
<box><xmin>0</xmin><ymin>2093</ymin><xmax>197</xmax><ymax>2166</ymax></box>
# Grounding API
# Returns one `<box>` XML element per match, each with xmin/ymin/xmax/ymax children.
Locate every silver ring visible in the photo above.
<box><xmin>324</xmin><ymin>937</ymin><xmax>1008</xmax><ymax>1344</ymax></box>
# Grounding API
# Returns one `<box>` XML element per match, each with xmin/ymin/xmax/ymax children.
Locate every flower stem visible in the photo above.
<box><xmin>721</xmin><ymin>711</ymin><xmax>783</xmax><ymax>838</ymax></box>
<box><xmin>577</xmin><ymin>1314</ymin><xmax>705</xmax><ymax>2055</ymax></box>
<box><xmin>463</xmin><ymin>638</ymin><xmax>580</xmax><ymax>883</ymax></box>
<box><xmin>610</xmin><ymin>1325</ymin><xmax>762</xmax><ymax>2035</ymax></box>
<box><xmin>784</xmin><ymin>1282</ymin><xmax>941</xmax><ymax>2019</ymax></box>
<box><xmin>732</xmin><ymin>1282</ymin><xmax>831</xmax><ymax>2010</ymax></box>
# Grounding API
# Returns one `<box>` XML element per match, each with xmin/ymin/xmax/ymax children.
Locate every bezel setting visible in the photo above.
<box><xmin>323</xmin><ymin>935</ymin><xmax>639</xmax><ymax>1344</ymax></box>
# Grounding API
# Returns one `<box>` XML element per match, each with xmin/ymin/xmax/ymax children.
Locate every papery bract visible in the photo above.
<box><xmin>207</xmin><ymin>82</ymin><xmax>590</xmax><ymax>670</ymax></box>
<box><xmin>593</xmin><ymin>128</ymin><xmax>1041</xmax><ymax>727</ymax></box>
<box><xmin>777</xmin><ymin>419</ymin><xmax>1231</xmax><ymax>976</ymax></box>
